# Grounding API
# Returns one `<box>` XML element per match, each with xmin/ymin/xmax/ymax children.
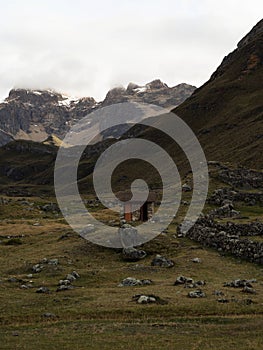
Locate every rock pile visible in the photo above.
<box><xmin>32</xmin><ymin>258</ymin><xmax>59</xmax><ymax>273</ymax></box>
<box><xmin>122</xmin><ymin>247</ymin><xmax>147</xmax><ymax>261</ymax></box>
<box><xmin>188</xmin><ymin>290</ymin><xmax>206</xmax><ymax>298</ymax></box>
<box><xmin>56</xmin><ymin>271</ymin><xmax>80</xmax><ymax>292</ymax></box>
<box><xmin>151</xmin><ymin>255</ymin><xmax>174</xmax><ymax>268</ymax></box>
<box><xmin>132</xmin><ymin>294</ymin><xmax>168</xmax><ymax>304</ymax></box>
<box><xmin>174</xmin><ymin>275</ymin><xmax>206</xmax><ymax>288</ymax></box>
<box><xmin>118</xmin><ymin>277</ymin><xmax>152</xmax><ymax>287</ymax></box>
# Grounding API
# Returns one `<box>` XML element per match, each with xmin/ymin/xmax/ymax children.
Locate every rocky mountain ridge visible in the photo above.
<box><xmin>0</xmin><ymin>80</ymin><xmax>195</xmax><ymax>146</ymax></box>
<box><xmin>173</xmin><ymin>19</ymin><xmax>263</xmax><ymax>169</ymax></box>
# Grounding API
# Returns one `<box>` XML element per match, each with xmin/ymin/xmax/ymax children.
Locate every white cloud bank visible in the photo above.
<box><xmin>0</xmin><ymin>0</ymin><xmax>262</xmax><ymax>101</ymax></box>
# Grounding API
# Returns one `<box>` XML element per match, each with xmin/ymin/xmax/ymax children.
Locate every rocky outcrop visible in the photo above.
<box><xmin>237</xmin><ymin>19</ymin><xmax>263</xmax><ymax>49</ymax></box>
<box><xmin>102</xmin><ymin>80</ymin><xmax>195</xmax><ymax>108</ymax></box>
<box><xmin>0</xmin><ymin>129</ymin><xmax>13</xmax><ymax>146</ymax></box>
<box><xmin>0</xmin><ymin>80</ymin><xmax>195</xmax><ymax>146</ymax></box>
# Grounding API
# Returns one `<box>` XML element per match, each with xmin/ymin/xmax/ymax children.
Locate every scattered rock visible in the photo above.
<box><xmin>118</xmin><ymin>225</ymin><xmax>138</xmax><ymax>248</ymax></box>
<box><xmin>72</xmin><ymin>271</ymin><xmax>80</xmax><ymax>279</ymax></box>
<box><xmin>32</xmin><ymin>258</ymin><xmax>59</xmax><ymax>273</ymax></box>
<box><xmin>191</xmin><ymin>257</ymin><xmax>201</xmax><ymax>263</ymax></box>
<box><xmin>8</xmin><ymin>277</ymin><xmax>19</xmax><ymax>283</ymax></box>
<box><xmin>137</xmin><ymin>295</ymin><xmax>156</xmax><ymax>304</ymax></box>
<box><xmin>118</xmin><ymin>277</ymin><xmax>152</xmax><ymax>287</ymax></box>
<box><xmin>32</xmin><ymin>264</ymin><xmax>44</xmax><ymax>273</ymax></box>
<box><xmin>47</xmin><ymin>259</ymin><xmax>59</xmax><ymax>266</ymax></box>
<box><xmin>191</xmin><ymin>280</ymin><xmax>206</xmax><ymax>288</ymax></box>
<box><xmin>20</xmin><ymin>284</ymin><xmax>29</xmax><ymax>289</ymax></box>
<box><xmin>36</xmin><ymin>287</ymin><xmax>50</xmax><ymax>294</ymax></box>
<box><xmin>41</xmin><ymin>258</ymin><xmax>59</xmax><ymax>265</ymax></box>
<box><xmin>57</xmin><ymin>271</ymin><xmax>80</xmax><ymax>289</ymax></box>
<box><xmin>56</xmin><ymin>285</ymin><xmax>74</xmax><ymax>292</ymax></box>
<box><xmin>174</xmin><ymin>276</ymin><xmax>205</xmax><ymax>288</ymax></box>
<box><xmin>79</xmin><ymin>224</ymin><xmax>95</xmax><ymax>236</ymax></box>
<box><xmin>182</xmin><ymin>183</ymin><xmax>192</xmax><ymax>192</ymax></box>
<box><xmin>33</xmin><ymin>222</ymin><xmax>40</xmax><ymax>226</ymax></box>
<box><xmin>151</xmin><ymin>254</ymin><xmax>174</xmax><ymax>268</ymax></box>
<box><xmin>174</xmin><ymin>276</ymin><xmax>193</xmax><ymax>285</ymax></box>
<box><xmin>188</xmin><ymin>290</ymin><xmax>206</xmax><ymax>298</ymax></box>
<box><xmin>217</xmin><ymin>298</ymin><xmax>229</xmax><ymax>303</ymax></box>
<box><xmin>58</xmin><ymin>233</ymin><xmax>74</xmax><ymax>240</ymax></box>
<box><xmin>4</xmin><ymin>238</ymin><xmax>22</xmax><ymax>246</ymax></box>
<box><xmin>213</xmin><ymin>290</ymin><xmax>224</xmax><ymax>296</ymax></box>
<box><xmin>242</xmin><ymin>286</ymin><xmax>257</xmax><ymax>294</ymax></box>
<box><xmin>122</xmin><ymin>247</ymin><xmax>147</xmax><ymax>262</ymax></box>
<box><xmin>242</xmin><ymin>298</ymin><xmax>255</xmax><ymax>305</ymax></box>
<box><xmin>42</xmin><ymin>312</ymin><xmax>57</xmax><ymax>319</ymax></box>
<box><xmin>223</xmin><ymin>279</ymin><xmax>254</xmax><ymax>288</ymax></box>
<box><xmin>58</xmin><ymin>279</ymin><xmax>71</xmax><ymax>286</ymax></box>
<box><xmin>132</xmin><ymin>294</ymin><xmax>168</xmax><ymax>305</ymax></box>
<box><xmin>66</xmin><ymin>274</ymin><xmax>76</xmax><ymax>282</ymax></box>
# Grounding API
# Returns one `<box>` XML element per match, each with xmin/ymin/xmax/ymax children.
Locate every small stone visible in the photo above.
<box><xmin>122</xmin><ymin>247</ymin><xmax>147</xmax><ymax>262</ymax></box>
<box><xmin>242</xmin><ymin>299</ymin><xmax>254</xmax><ymax>305</ymax></box>
<box><xmin>242</xmin><ymin>286</ymin><xmax>256</xmax><ymax>294</ymax></box>
<box><xmin>188</xmin><ymin>290</ymin><xmax>206</xmax><ymax>298</ymax></box>
<box><xmin>20</xmin><ymin>284</ymin><xmax>29</xmax><ymax>289</ymax></box>
<box><xmin>174</xmin><ymin>276</ymin><xmax>193</xmax><ymax>285</ymax></box>
<box><xmin>137</xmin><ymin>295</ymin><xmax>156</xmax><ymax>304</ymax></box>
<box><xmin>132</xmin><ymin>294</ymin><xmax>168</xmax><ymax>305</ymax></box>
<box><xmin>182</xmin><ymin>183</ymin><xmax>192</xmax><ymax>192</ymax></box>
<box><xmin>223</xmin><ymin>279</ymin><xmax>253</xmax><ymax>288</ymax></box>
<box><xmin>36</xmin><ymin>287</ymin><xmax>50</xmax><ymax>294</ymax></box>
<box><xmin>194</xmin><ymin>280</ymin><xmax>206</xmax><ymax>287</ymax></box>
<box><xmin>66</xmin><ymin>274</ymin><xmax>76</xmax><ymax>282</ymax></box>
<box><xmin>151</xmin><ymin>255</ymin><xmax>174</xmax><ymax>268</ymax></box>
<box><xmin>213</xmin><ymin>290</ymin><xmax>224</xmax><ymax>296</ymax></box>
<box><xmin>191</xmin><ymin>258</ymin><xmax>201</xmax><ymax>263</ymax></box>
<box><xmin>48</xmin><ymin>259</ymin><xmax>59</xmax><ymax>266</ymax></box>
<box><xmin>71</xmin><ymin>271</ymin><xmax>80</xmax><ymax>279</ymax></box>
<box><xmin>42</xmin><ymin>312</ymin><xmax>57</xmax><ymax>318</ymax></box>
<box><xmin>141</xmin><ymin>279</ymin><xmax>152</xmax><ymax>286</ymax></box>
<box><xmin>118</xmin><ymin>277</ymin><xmax>152</xmax><ymax>287</ymax></box>
<box><xmin>58</xmin><ymin>279</ymin><xmax>71</xmax><ymax>286</ymax></box>
<box><xmin>217</xmin><ymin>298</ymin><xmax>229</xmax><ymax>303</ymax></box>
<box><xmin>8</xmin><ymin>277</ymin><xmax>19</xmax><ymax>283</ymax></box>
<box><xmin>56</xmin><ymin>285</ymin><xmax>74</xmax><ymax>292</ymax></box>
<box><xmin>32</xmin><ymin>264</ymin><xmax>44</xmax><ymax>273</ymax></box>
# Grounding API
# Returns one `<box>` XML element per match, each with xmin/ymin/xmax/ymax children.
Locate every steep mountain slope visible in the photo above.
<box><xmin>0</xmin><ymin>128</ymin><xmax>13</xmax><ymax>147</ymax></box>
<box><xmin>0</xmin><ymin>80</ymin><xmax>195</xmax><ymax>146</ymax></box>
<box><xmin>173</xmin><ymin>19</ymin><xmax>263</xmax><ymax>169</ymax></box>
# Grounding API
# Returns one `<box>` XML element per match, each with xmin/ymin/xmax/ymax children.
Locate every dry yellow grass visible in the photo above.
<box><xmin>0</xmin><ymin>210</ymin><xmax>262</xmax><ymax>349</ymax></box>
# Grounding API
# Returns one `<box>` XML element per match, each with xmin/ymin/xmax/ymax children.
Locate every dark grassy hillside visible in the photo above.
<box><xmin>173</xmin><ymin>20</ymin><xmax>263</xmax><ymax>169</ymax></box>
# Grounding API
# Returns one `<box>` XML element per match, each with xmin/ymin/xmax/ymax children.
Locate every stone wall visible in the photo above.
<box><xmin>178</xmin><ymin>217</ymin><xmax>263</xmax><ymax>265</ymax></box>
<box><xmin>209</xmin><ymin>188</ymin><xmax>263</xmax><ymax>206</ymax></box>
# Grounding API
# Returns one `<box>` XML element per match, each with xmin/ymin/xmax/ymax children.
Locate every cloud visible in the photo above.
<box><xmin>0</xmin><ymin>0</ymin><xmax>262</xmax><ymax>101</ymax></box>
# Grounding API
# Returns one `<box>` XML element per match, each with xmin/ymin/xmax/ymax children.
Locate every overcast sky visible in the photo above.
<box><xmin>0</xmin><ymin>0</ymin><xmax>262</xmax><ymax>101</ymax></box>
